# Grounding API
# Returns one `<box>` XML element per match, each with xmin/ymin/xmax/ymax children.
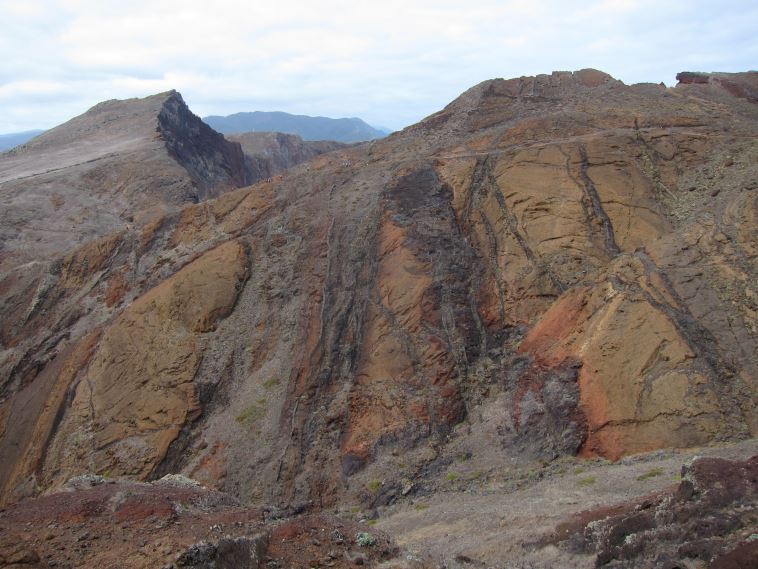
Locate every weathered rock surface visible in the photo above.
<box><xmin>228</xmin><ymin>131</ymin><xmax>346</xmax><ymax>183</ymax></box>
<box><xmin>551</xmin><ymin>454</ymin><xmax>757</xmax><ymax>568</ymax></box>
<box><xmin>0</xmin><ymin>90</ymin><xmax>248</xmax><ymax>272</ymax></box>
<box><xmin>0</xmin><ymin>70</ymin><xmax>756</xmax><ymax>522</ymax></box>
<box><xmin>0</xmin><ymin>478</ymin><xmax>408</xmax><ymax>569</ymax></box>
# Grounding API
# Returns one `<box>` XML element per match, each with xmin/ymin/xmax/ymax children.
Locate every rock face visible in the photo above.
<box><xmin>0</xmin><ymin>478</ymin><xmax>406</xmax><ymax>569</ymax></box>
<box><xmin>0</xmin><ymin>90</ymin><xmax>248</xmax><ymax>272</ymax></box>
<box><xmin>228</xmin><ymin>131</ymin><xmax>346</xmax><ymax>182</ymax></box>
<box><xmin>0</xmin><ymin>70</ymin><xmax>756</xmax><ymax>515</ymax></box>
<box><xmin>551</xmin><ymin>455</ymin><xmax>758</xmax><ymax>567</ymax></box>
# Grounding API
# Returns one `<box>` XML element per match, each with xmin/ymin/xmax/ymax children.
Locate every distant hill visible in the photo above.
<box><xmin>227</xmin><ymin>131</ymin><xmax>346</xmax><ymax>182</ymax></box>
<box><xmin>0</xmin><ymin>129</ymin><xmax>45</xmax><ymax>152</ymax></box>
<box><xmin>203</xmin><ymin>111</ymin><xmax>387</xmax><ymax>143</ymax></box>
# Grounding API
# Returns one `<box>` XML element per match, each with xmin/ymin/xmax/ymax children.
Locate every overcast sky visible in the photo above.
<box><xmin>1</xmin><ymin>0</ymin><xmax>756</xmax><ymax>133</ymax></box>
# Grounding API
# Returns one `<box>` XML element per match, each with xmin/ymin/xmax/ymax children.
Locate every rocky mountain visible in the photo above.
<box><xmin>228</xmin><ymin>131</ymin><xmax>346</xmax><ymax>181</ymax></box>
<box><xmin>204</xmin><ymin>111</ymin><xmax>387</xmax><ymax>143</ymax></box>
<box><xmin>0</xmin><ymin>130</ymin><xmax>45</xmax><ymax>152</ymax></box>
<box><xmin>0</xmin><ymin>90</ymin><xmax>249</xmax><ymax>272</ymax></box>
<box><xmin>0</xmin><ymin>69</ymin><xmax>756</xmax><ymax>569</ymax></box>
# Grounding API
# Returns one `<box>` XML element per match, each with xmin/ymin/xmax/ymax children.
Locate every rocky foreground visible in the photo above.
<box><xmin>0</xmin><ymin>69</ymin><xmax>756</xmax><ymax>567</ymax></box>
<box><xmin>0</xmin><ymin>444</ymin><xmax>754</xmax><ymax>568</ymax></box>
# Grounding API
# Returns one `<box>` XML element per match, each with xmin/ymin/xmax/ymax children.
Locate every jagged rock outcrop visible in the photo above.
<box><xmin>550</xmin><ymin>455</ymin><xmax>757</xmax><ymax>567</ymax></box>
<box><xmin>228</xmin><ymin>131</ymin><xmax>345</xmax><ymax>182</ymax></box>
<box><xmin>0</xmin><ymin>90</ymin><xmax>248</xmax><ymax>273</ymax></box>
<box><xmin>0</xmin><ymin>70</ymin><xmax>756</xmax><ymax>514</ymax></box>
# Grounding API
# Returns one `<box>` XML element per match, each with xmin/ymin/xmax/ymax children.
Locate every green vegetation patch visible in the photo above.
<box><xmin>262</xmin><ymin>377</ymin><xmax>280</xmax><ymax>389</ymax></box>
<box><xmin>578</xmin><ymin>476</ymin><xmax>597</xmax><ymax>487</ymax></box>
<box><xmin>637</xmin><ymin>467</ymin><xmax>665</xmax><ymax>481</ymax></box>
<box><xmin>356</xmin><ymin>532</ymin><xmax>376</xmax><ymax>547</ymax></box>
<box><xmin>235</xmin><ymin>404</ymin><xmax>262</xmax><ymax>425</ymax></box>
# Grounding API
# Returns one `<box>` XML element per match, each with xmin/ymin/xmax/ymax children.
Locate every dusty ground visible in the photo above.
<box><xmin>374</xmin><ymin>439</ymin><xmax>758</xmax><ymax>568</ymax></box>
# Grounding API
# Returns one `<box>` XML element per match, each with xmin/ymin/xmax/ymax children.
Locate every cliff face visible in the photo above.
<box><xmin>0</xmin><ymin>71</ymin><xmax>756</xmax><ymax>511</ymax></box>
<box><xmin>0</xmin><ymin>91</ymin><xmax>248</xmax><ymax>273</ymax></box>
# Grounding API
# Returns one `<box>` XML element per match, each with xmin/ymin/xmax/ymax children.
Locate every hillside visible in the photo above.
<box><xmin>0</xmin><ymin>91</ymin><xmax>249</xmax><ymax>273</ymax></box>
<box><xmin>204</xmin><ymin>110</ymin><xmax>387</xmax><ymax>142</ymax></box>
<box><xmin>0</xmin><ymin>69</ymin><xmax>756</xmax><ymax>568</ymax></box>
<box><xmin>228</xmin><ymin>131</ymin><xmax>346</xmax><ymax>181</ymax></box>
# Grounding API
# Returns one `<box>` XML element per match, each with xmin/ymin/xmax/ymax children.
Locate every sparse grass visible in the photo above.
<box><xmin>444</xmin><ymin>472</ymin><xmax>459</xmax><ymax>482</ymax></box>
<box><xmin>256</xmin><ymin>397</ymin><xmax>267</xmax><ymax>405</ymax></box>
<box><xmin>350</xmin><ymin>505</ymin><xmax>360</xmax><ymax>515</ymax></box>
<box><xmin>262</xmin><ymin>377</ymin><xmax>280</xmax><ymax>389</ymax></box>
<box><xmin>413</xmin><ymin>503</ymin><xmax>428</xmax><ymax>511</ymax></box>
<box><xmin>366</xmin><ymin>519</ymin><xmax>377</xmax><ymax>526</ymax></box>
<box><xmin>573</xmin><ymin>465</ymin><xmax>587</xmax><ymax>475</ymax></box>
<box><xmin>578</xmin><ymin>476</ymin><xmax>597</xmax><ymax>487</ymax></box>
<box><xmin>235</xmin><ymin>404</ymin><xmax>261</xmax><ymax>424</ymax></box>
<box><xmin>671</xmin><ymin>474</ymin><xmax>682</xmax><ymax>482</ymax></box>
<box><xmin>637</xmin><ymin>467</ymin><xmax>665</xmax><ymax>481</ymax></box>
<box><xmin>366</xmin><ymin>479</ymin><xmax>381</xmax><ymax>493</ymax></box>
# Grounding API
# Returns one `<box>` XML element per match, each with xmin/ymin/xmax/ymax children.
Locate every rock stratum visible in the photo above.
<box><xmin>0</xmin><ymin>69</ymin><xmax>756</xmax><ymax>568</ymax></box>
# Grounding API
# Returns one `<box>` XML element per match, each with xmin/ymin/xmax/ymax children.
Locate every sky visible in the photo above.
<box><xmin>0</xmin><ymin>0</ymin><xmax>756</xmax><ymax>133</ymax></box>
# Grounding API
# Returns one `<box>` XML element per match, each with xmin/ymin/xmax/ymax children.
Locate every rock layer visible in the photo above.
<box><xmin>0</xmin><ymin>70</ymin><xmax>756</xmax><ymax>510</ymax></box>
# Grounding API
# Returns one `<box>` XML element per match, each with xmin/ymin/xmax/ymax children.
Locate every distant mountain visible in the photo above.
<box><xmin>203</xmin><ymin>111</ymin><xmax>386</xmax><ymax>143</ymax></box>
<box><xmin>0</xmin><ymin>130</ymin><xmax>45</xmax><ymax>152</ymax></box>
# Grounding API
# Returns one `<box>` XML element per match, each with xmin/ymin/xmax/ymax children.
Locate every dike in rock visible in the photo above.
<box><xmin>0</xmin><ymin>70</ymin><xmax>755</xmax><ymax>511</ymax></box>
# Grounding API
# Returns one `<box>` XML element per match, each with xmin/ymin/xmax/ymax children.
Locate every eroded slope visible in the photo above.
<box><xmin>0</xmin><ymin>71</ymin><xmax>756</xmax><ymax>516</ymax></box>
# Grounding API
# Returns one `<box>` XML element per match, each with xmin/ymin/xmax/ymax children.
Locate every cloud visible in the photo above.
<box><xmin>0</xmin><ymin>0</ymin><xmax>756</xmax><ymax>132</ymax></box>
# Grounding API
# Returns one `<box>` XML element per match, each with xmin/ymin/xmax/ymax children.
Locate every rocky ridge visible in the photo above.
<box><xmin>0</xmin><ymin>69</ymin><xmax>756</xmax><ymax>567</ymax></box>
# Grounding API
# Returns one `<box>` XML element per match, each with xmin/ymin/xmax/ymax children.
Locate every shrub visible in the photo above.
<box><xmin>355</xmin><ymin>532</ymin><xmax>376</xmax><ymax>547</ymax></box>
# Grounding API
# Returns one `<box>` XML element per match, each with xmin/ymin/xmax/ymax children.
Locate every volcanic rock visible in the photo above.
<box><xmin>0</xmin><ymin>90</ymin><xmax>248</xmax><ymax>272</ymax></box>
<box><xmin>228</xmin><ymin>131</ymin><xmax>345</xmax><ymax>183</ymax></box>
<box><xmin>0</xmin><ymin>70</ymin><xmax>756</xmax><ymax>519</ymax></box>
